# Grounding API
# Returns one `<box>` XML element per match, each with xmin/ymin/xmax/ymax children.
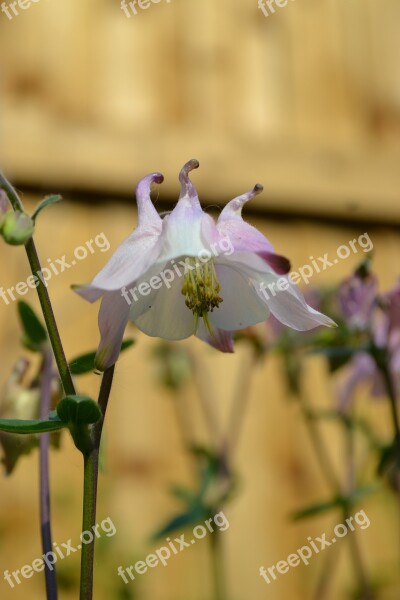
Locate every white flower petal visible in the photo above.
<box><xmin>136</xmin><ymin>173</ymin><xmax>164</xmax><ymax>227</ymax></box>
<box><xmin>255</xmin><ymin>274</ymin><xmax>336</xmax><ymax>330</ymax></box>
<box><xmin>216</xmin><ymin>184</ymin><xmax>290</xmax><ymax>275</ymax></box>
<box><xmin>90</xmin><ymin>228</ymin><xmax>163</xmax><ymax>292</ymax></box>
<box><xmin>209</xmin><ymin>264</ymin><xmax>269</xmax><ymax>330</ymax></box>
<box><xmin>74</xmin><ymin>173</ymin><xmax>164</xmax><ymax>295</ymax></box>
<box><xmin>133</xmin><ymin>271</ymin><xmax>196</xmax><ymax>340</ymax></box>
<box><xmin>95</xmin><ymin>290</ymin><xmax>131</xmax><ymax>371</ymax></box>
<box><xmin>196</xmin><ymin>321</ymin><xmax>234</xmax><ymax>353</ymax></box>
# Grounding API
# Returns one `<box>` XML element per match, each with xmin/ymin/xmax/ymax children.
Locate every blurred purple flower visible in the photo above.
<box><xmin>337</xmin><ymin>279</ymin><xmax>400</xmax><ymax>411</ymax></box>
<box><xmin>337</xmin><ymin>270</ymin><xmax>378</xmax><ymax>330</ymax></box>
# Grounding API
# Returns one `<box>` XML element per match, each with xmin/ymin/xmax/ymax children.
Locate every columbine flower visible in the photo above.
<box><xmin>75</xmin><ymin>160</ymin><xmax>335</xmax><ymax>371</ymax></box>
<box><xmin>337</xmin><ymin>278</ymin><xmax>400</xmax><ymax>411</ymax></box>
<box><xmin>337</xmin><ymin>264</ymin><xmax>378</xmax><ymax>331</ymax></box>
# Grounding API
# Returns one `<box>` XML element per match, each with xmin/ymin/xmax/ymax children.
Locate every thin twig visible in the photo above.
<box><xmin>39</xmin><ymin>349</ymin><xmax>58</xmax><ymax>600</ymax></box>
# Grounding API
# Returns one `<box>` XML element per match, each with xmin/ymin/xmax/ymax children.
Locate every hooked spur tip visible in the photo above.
<box><xmin>151</xmin><ymin>173</ymin><xmax>164</xmax><ymax>185</ymax></box>
<box><xmin>180</xmin><ymin>159</ymin><xmax>200</xmax><ymax>181</ymax></box>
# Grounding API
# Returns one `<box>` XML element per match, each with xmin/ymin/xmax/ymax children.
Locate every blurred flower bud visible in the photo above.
<box><xmin>0</xmin><ymin>190</ymin><xmax>9</xmax><ymax>229</ymax></box>
<box><xmin>0</xmin><ymin>358</ymin><xmax>62</xmax><ymax>475</ymax></box>
<box><xmin>1</xmin><ymin>211</ymin><xmax>35</xmax><ymax>246</ymax></box>
<box><xmin>382</xmin><ymin>280</ymin><xmax>400</xmax><ymax>336</ymax></box>
<box><xmin>152</xmin><ymin>342</ymin><xmax>192</xmax><ymax>390</ymax></box>
<box><xmin>337</xmin><ymin>263</ymin><xmax>378</xmax><ymax>330</ymax></box>
<box><xmin>0</xmin><ymin>359</ymin><xmax>40</xmax><ymax>475</ymax></box>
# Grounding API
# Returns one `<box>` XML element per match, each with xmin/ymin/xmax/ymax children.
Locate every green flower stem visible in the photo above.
<box><xmin>298</xmin><ymin>394</ymin><xmax>342</xmax><ymax>494</ymax></box>
<box><xmin>188</xmin><ymin>350</ymin><xmax>222</xmax><ymax>451</ymax></box>
<box><xmin>25</xmin><ymin>238</ymin><xmax>75</xmax><ymax>395</ymax></box>
<box><xmin>226</xmin><ymin>346</ymin><xmax>257</xmax><ymax>457</ymax></box>
<box><xmin>79</xmin><ymin>365</ymin><xmax>115</xmax><ymax>600</ymax></box>
<box><xmin>209</xmin><ymin>528</ymin><xmax>227</xmax><ymax>600</ymax></box>
<box><xmin>0</xmin><ymin>173</ymin><xmax>75</xmax><ymax>396</ymax></box>
<box><xmin>298</xmin><ymin>394</ymin><xmax>374</xmax><ymax>598</ymax></box>
<box><xmin>343</xmin><ymin>419</ymin><xmax>373</xmax><ymax>600</ymax></box>
<box><xmin>312</xmin><ymin>550</ymin><xmax>341</xmax><ymax>600</ymax></box>
<box><xmin>39</xmin><ymin>349</ymin><xmax>58</xmax><ymax>600</ymax></box>
<box><xmin>379</xmin><ymin>362</ymin><xmax>400</xmax><ymax>460</ymax></box>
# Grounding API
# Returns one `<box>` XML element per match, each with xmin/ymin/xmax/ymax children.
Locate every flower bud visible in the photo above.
<box><xmin>0</xmin><ymin>190</ymin><xmax>9</xmax><ymax>229</ymax></box>
<box><xmin>0</xmin><ymin>359</ymin><xmax>62</xmax><ymax>475</ymax></box>
<box><xmin>1</xmin><ymin>211</ymin><xmax>35</xmax><ymax>245</ymax></box>
<box><xmin>0</xmin><ymin>359</ymin><xmax>39</xmax><ymax>474</ymax></box>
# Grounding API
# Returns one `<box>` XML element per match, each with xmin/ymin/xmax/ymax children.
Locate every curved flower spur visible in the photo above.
<box><xmin>74</xmin><ymin>160</ymin><xmax>335</xmax><ymax>371</ymax></box>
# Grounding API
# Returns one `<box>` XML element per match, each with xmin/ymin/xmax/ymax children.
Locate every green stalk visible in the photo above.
<box><xmin>0</xmin><ymin>173</ymin><xmax>75</xmax><ymax>396</ymax></box>
<box><xmin>79</xmin><ymin>365</ymin><xmax>115</xmax><ymax>600</ymax></box>
<box><xmin>379</xmin><ymin>362</ymin><xmax>400</xmax><ymax>463</ymax></box>
<box><xmin>39</xmin><ymin>349</ymin><xmax>58</xmax><ymax>600</ymax></box>
<box><xmin>342</xmin><ymin>417</ymin><xmax>374</xmax><ymax>600</ymax></box>
<box><xmin>209</xmin><ymin>528</ymin><xmax>227</xmax><ymax>600</ymax></box>
<box><xmin>298</xmin><ymin>394</ymin><xmax>342</xmax><ymax>494</ymax></box>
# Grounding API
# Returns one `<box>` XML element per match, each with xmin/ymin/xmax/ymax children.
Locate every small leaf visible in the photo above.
<box><xmin>0</xmin><ymin>417</ymin><xmax>66</xmax><ymax>435</ymax></box>
<box><xmin>311</xmin><ymin>346</ymin><xmax>358</xmax><ymax>372</ymax></box>
<box><xmin>17</xmin><ymin>301</ymin><xmax>47</xmax><ymax>349</ymax></box>
<box><xmin>292</xmin><ymin>485</ymin><xmax>379</xmax><ymax>521</ymax></box>
<box><xmin>69</xmin><ymin>339</ymin><xmax>135</xmax><ymax>375</ymax></box>
<box><xmin>56</xmin><ymin>395</ymin><xmax>102</xmax><ymax>425</ymax></box>
<box><xmin>291</xmin><ymin>496</ymin><xmax>346</xmax><ymax>521</ymax></box>
<box><xmin>152</xmin><ymin>508</ymin><xmax>206</xmax><ymax>541</ymax></box>
<box><xmin>377</xmin><ymin>438</ymin><xmax>400</xmax><ymax>476</ymax></box>
<box><xmin>31</xmin><ymin>195</ymin><xmax>62</xmax><ymax>222</ymax></box>
<box><xmin>170</xmin><ymin>485</ymin><xmax>200</xmax><ymax>506</ymax></box>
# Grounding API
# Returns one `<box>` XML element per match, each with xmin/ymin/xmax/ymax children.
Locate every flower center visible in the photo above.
<box><xmin>181</xmin><ymin>258</ymin><xmax>223</xmax><ymax>327</ymax></box>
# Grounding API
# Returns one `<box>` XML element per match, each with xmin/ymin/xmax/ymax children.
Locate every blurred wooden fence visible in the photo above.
<box><xmin>0</xmin><ymin>0</ymin><xmax>400</xmax><ymax>220</ymax></box>
<box><xmin>0</xmin><ymin>197</ymin><xmax>399</xmax><ymax>599</ymax></box>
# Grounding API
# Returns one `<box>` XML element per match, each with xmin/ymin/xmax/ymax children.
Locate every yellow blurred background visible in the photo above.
<box><xmin>1</xmin><ymin>1</ymin><xmax>400</xmax><ymax>599</ymax></box>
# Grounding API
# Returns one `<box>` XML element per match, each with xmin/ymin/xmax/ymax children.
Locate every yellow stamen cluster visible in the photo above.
<box><xmin>181</xmin><ymin>258</ymin><xmax>223</xmax><ymax>326</ymax></box>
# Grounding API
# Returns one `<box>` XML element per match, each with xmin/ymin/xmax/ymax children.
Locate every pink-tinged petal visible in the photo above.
<box><xmin>196</xmin><ymin>321</ymin><xmax>234</xmax><ymax>353</ymax></box>
<box><xmin>390</xmin><ymin>336</ymin><xmax>400</xmax><ymax>372</ymax></box>
<box><xmin>336</xmin><ymin>353</ymin><xmax>375</xmax><ymax>411</ymax></box>
<box><xmin>73</xmin><ymin>284</ymin><xmax>104</xmax><ymax>303</ymax></box>
<box><xmin>73</xmin><ymin>173</ymin><xmax>164</xmax><ymax>296</ymax></box>
<box><xmin>383</xmin><ymin>279</ymin><xmax>400</xmax><ymax>334</ymax></box>
<box><xmin>179</xmin><ymin>159</ymin><xmax>201</xmax><ymax>205</ymax></box>
<box><xmin>209</xmin><ymin>264</ymin><xmax>269</xmax><ymax>331</ymax></box>
<box><xmin>338</xmin><ymin>271</ymin><xmax>378</xmax><ymax>329</ymax></box>
<box><xmin>217</xmin><ymin>184</ymin><xmax>290</xmax><ymax>275</ymax></box>
<box><xmin>257</xmin><ymin>251</ymin><xmax>291</xmax><ymax>275</ymax></box>
<box><xmin>133</xmin><ymin>270</ymin><xmax>197</xmax><ymax>340</ymax></box>
<box><xmin>95</xmin><ymin>291</ymin><xmax>131</xmax><ymax>371</ymax></box>
<box><xmin>80</xmin><ymin>228</ymin><xmax>162</xmax><ymax>293</ymax></box>
<box><xmin>255</xmin><ymin>274</ymin><xmax>336</xmax><ymax>331</ymax></box>
<box><xmin>136</xmin><ymin>173</ymin><xmax>164</xmax><ymax>227</ymax></box>
<box><xmin>218</xmin><ymin>183</ymin><xmax>264</xmax><ymax>220</ymax></box>
<box><xmin>157</xmin><ymin>160</ymin><xmax>219</xmax><ymax>259</ymax></box>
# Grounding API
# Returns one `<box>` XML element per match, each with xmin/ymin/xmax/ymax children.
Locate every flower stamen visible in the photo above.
<box><xmin>181</xmin><ymin>258</ymin><xmax>223</xmax><ymax>328</ymax></box>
